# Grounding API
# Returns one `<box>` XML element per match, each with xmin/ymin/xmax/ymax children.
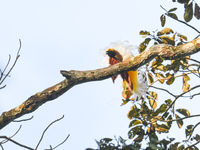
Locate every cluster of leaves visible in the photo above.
<box><xmin>128</xmin><ymin>27</ymin><xmax>200</xmax><ymax>149</ymax></box>
<box><xmin>96</xmin><ymin>27</ymin><xmax>200</xmax><ymax>149</ymax></box>
<box><xmin>89</xmin><ymin>1</ymin><xmax>200</xmax><ymax>150</ymax></box>
<box><xmin>125</xmin><ymin>94</ymin><xmax>195</xmax><ymax>149</ymax></box>
<box><xmin>138</xmin><ymin>27</ymin><xmax>192</xmax><ymax>93</ymax></box>
<box><xmin>86</xmin><ymin>137</ymin><xmax>139</xmax><ymax>150</ymax></box>
<box><xmin>139</xmin><ymin>27</ymin><xmax>187</xmax><ymax>52</ymax></box>
<box><xmin>161</xmin><ymin>0</ymin><xmax>200</xmax><ymax>27</ymax></box>
<box><xmin>109</xmin><ymin>10</ymin><xmax>200</xmax><ymax>149</ymax></box>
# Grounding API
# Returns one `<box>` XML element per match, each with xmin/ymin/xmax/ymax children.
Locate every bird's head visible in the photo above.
<box><xmin>106</xmin><ymin>48</ymin><xmax>117</xmax><ymax>58</ymax></box>
<box><xmin>106</xmin><ymin>48</ymin><xmax>123</xmax><ymax>62</ymax></box>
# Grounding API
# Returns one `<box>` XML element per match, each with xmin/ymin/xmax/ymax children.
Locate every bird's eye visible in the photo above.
<box><xmin>106</xmin><ymin>51</ymin><xmax>116</xmax><ymax>58</ymax></box>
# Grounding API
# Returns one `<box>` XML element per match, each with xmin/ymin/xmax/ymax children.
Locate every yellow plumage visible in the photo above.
<box><xmin>105</xmin><ymin>41</ymin><xmax>147</xmax><ymax>99</ymax></box>
<box><xmin>128</xmin><ymin>71</ymin><xmax>138</xmax><ymax>93</ymax></box>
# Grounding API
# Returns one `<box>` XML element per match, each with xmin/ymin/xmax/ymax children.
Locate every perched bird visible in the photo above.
<box><xmin>105</xmin><ymin>41</ymin><xmax>147</xmax><ymax>99</ymax></box>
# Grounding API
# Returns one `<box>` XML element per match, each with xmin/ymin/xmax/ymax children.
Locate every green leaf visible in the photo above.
<box><xmin>138</xmin><ymin>38</ymin><xmax>151</xmax><ymax>53</ymax></box>
<box><xmin>160</xmin><ymin>14</ymin><xmax>166</xmax><ymax>27</ymax></box>
<box><xmin>176</xmin><ymin>108</ymin><xmax>190</xmax><ymax>117</ymax></box>
<box><xmin>139</xmin><ymin>30</ymin><xmax>150</xmax><ymax>35</ymax></box>
<box><xmin>165</xmin><ymin>99</ymin><xmax>172</xmax><ymax>106</ymax></box>
<box><xmin>194</xmin><ymin>134</ymin><xmax>200</xmax><ymax>141</ymax></box>
<box><xmin>127</xmin><ymin>105</ymin><xmax>140</xmax><ymax>119</ymax></box>
<box><xmin>182</xmin><ymin>73</ymin><xmax>190</xmax><ymax>92</ymax></box>
<box><xmin>169</xmin><ymin>7</ymin><xmax>177</xmax><ymax>12</ymax></box>
<box><xmin>148</xmin><ymin>72</ymin><xmax>154</xmax><ymax>84</ymax></box>
<box><xmin>144</xmin><ymin>38</ymin><xmax>151</xmax><ymax>44</ymax></box>
<box><xmin>149</xmin><ymin>91</ymin><xmax>158</xmax><ymax>100</ymax></box>
<box><xmin>102</xmin><ymin>138</ymin><xmax>112</xmax><ymax>143</ymax></box>
<box><xmin>155</xmin><ymin>73</ymin><xmax>165</xmax><ymax>84</ymax></box>
<box><xmin>129</xmin><ymin>120</ymin><xmax>143</xmax><ymax>128</ymax></box>
<box><xmin>185</xmin><ymin>125</ymin><xmax>194</xmax><ymax>138</ymax></box>
<box><xmin>166</xmin><ymin>74</ymin><xmax>175</xmax><ymax>85</ymax></box>
<box><xmin>149</xmin><ymin>133</ymin><xmax>158</xmax><ymax>142</ymax></box>
<box><xmin>157</xmin><ymin>28</ymin><xmax>174</xmax><ymax>36</ymax></box>
<box><xmin>156</xmin><ymin>64</ymin><xmax>166</xmax><ymax>71</ymax></box>
<box><xmin>178</xmin><ymin>34</ymin><xmax>188</xmax><ymax>41</ymax></box>
<box><xmin>194</xmin><ymin>3</ymin><xmax>200</xmax><ymax>20</ymax></box>
<box><xmin>175</xmin><ymin>114</ymin><xmax>183</xmax><ymax>128</ymax></box>
<box><xmin>160</xmin><ymin>35</ymin><xmax>175</xmax><ymax>45</ymax></box>
<box><xmin>168</xmin><ymin>13</ymin><xmax>178</xmax><ymax>20</ymax></box>
<box><xmin>177</xmin><ymin>0</ymin><xmax>189</xmax><ymax>4</ymax></box>
<box><xmin>120</xmin><ymin>99</ymin><xmax>130</xmax><ymax>106</ymax></box>
<box><xmin>134</xmin><ymin>134</ymin><xmax>144</xmax><ymax>142</ymax></box>
<box><xmin>155</xmin><ymin>124</ymin><xmax>170</xmax><ymax>133</ymax></box>
<box><xmin>184</xmin><ymin>2</ymin><xmax>193</xmax><ymax>22</ymax></box>
<box><xmin>156</xmin><ymin>104</ymin><xmax>167</xmax><ymax>114</ymax></box>
<box><xmin>149</xmin><ymin>143</ymin><xmax>159</xmax><ymax>149</ymax></box>
<box><xmin>169</xmin><ymin>142</ymin><xmax>179</xmax><ymax>149</ymax></box>
<box><xmin>128</xmin><ymin>126</ymin><xmax>143</xmax><ymax>139</ymax></box>
<box><xmin>182</xmin><ymin>82</ymin><xmax>190</xmax><ymax>92</ymax></box>
<box><xmin>149</xmin><ymin>99</ymin><xmax>157</xmax><ymax>110</ymax></box>
<box><xmin>178</xmin><ymin>145</ymin><xmax>185</xmax><ymax>149</ymax></box>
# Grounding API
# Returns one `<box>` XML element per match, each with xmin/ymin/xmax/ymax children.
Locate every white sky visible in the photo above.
<box><xmin>0</xmin><ymin>0</ymin><xmax>200</xmax><ymax>149</ymax></box>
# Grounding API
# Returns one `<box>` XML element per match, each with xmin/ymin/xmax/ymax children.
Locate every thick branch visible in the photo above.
<box><xmin>0</xmin><ymin>37</ymin><xmax>200</xmax><ymax>129</ymax></box>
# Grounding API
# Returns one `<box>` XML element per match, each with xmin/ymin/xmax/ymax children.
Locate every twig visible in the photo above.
<box><xmin>1</xmin><ymin>125</ymin><xmax>22</xmax><ymax>144</ymax></box>
<box><xmin>149</xmin><ymin>69</ymin><xmax>198</xmax><ymax>86</ymax></box>
<box><xmin>0</xmin><ymin>55</ymin><xmax>11</xmax><ymax>81</ymax></box>
<box><xmin>162</xmin><ymin>85</ymin><xmax>200</xmax><ymax>117</ymax></box>
<box><xmin>50</xmin><ymin>134</ymin><xmax>70</xmax><ymax>150</ymax></box>
<box><xmin>0</xmin><ymin>39</ymin><xmax>22</xmax><ymax>86</ymax></box>
<box><xmin>13</xmin><ymin>116</ymin><xmax>34</xmax><ymax>122</ymax></box>
<box><xmin>186</xmin><ymin>122</ymin><xmax>200</xmax><ymax>142</ymax></box>
<box><xmin>149</xmin><ymin>85</ymin><xmax>176</xmax><ymax>97</ymax></box>
<box><xmin>0</xmin><ymin>85</ymin><xmax>6</xmax><ymax>90</ymax></box>
<box><xmin>0</xmin><ymin>136</ymin><xmax>33</xmax><ymax>150</ymax></box>
<box><xmin>0</xmin><ymin>144</ymin><xmax>4</xmax><ymax>150</ymax></box>
<box><xmin>185</xmin><ymin>140</ymin><xmax>200</xmax><ymax>149</ymax></box>
<box><xmin>158</xmin><ymin>114</ymin><xmax>200</xmax><ymax>123</ymax></box>
<box><xmin>190</xmin><ymin>92</ymin><xmax>200</xmax><ymax>99</ymax></box>
<box><xmin>189</xmin><ymin>58</ymin><xmax>200</xmax><ymax>64</ymax></box>
<box><xmin>35</xmin><ymin>115</ymin><xmax>65</xmax><ymax>150</ymax></box>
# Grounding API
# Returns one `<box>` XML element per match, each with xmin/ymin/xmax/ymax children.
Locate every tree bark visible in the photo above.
<box><xmin>0</xmin><ymin>37</ymin><xmax>200</xmax><ymax>129</ymax></box>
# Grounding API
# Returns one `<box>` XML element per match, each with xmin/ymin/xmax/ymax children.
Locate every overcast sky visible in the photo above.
<box><xmin>0</xmin><ymin>0</ymin><xmax>200</xmax><ymax>149</ymax></box>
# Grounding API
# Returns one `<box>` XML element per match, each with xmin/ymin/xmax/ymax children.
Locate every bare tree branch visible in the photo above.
<box><xmin>0</xmin><ymin>55</ymin><xmax>11</xmax><ymax>81</ymax></box>
<box><xmin>163</xmin><ymin>85</ymin><xmax>200</xmax><ymax>117</ymax></box>
<box><xmin>0</xmin><ymin>85</ymin><xmax>6</xmax><ymax>90</ymax></box>
<box><xmin>12</xmin><ymin>116</ymin><xmax>33</xmax><ymax>123</ymax></box>
<box><xmin>185</xmin><ymin>140</ymin><xmax>200</xmax><ymax>149</ymax></box>
<box><xmin>0</xmin><ymin>125</ymin><xmax>22</xmax><ymax>144</ymax></box>
<box><xmin>45</xmin><ymin>134</ymin><xmax>70</xmax><ymax>150</ymax></box>
<box><xmin>149</xmin><ymin>85</ymin><xmax>176</xmax><ymax>97</ymax></box>
<box><xmin>0</xmin><ymin>136</ymin><xmax>33</xmax><ymax>150</ymax></box>
<box><xmin>0</xmin><ymin>37</ymin><xmax>200</xmax><ymax>130</ymax></box>
<box><xmin>0</xmin><ymin>39</ymin><xmax>22</xmax><ymax>86</ymax></box>
<box><xmin>186</xmin><ymin>122</ymin><xmax>200</xmax><ymax>142</ymax></box>
<box><xmin>159</xmin><ymin>114</ymin><xmax>200</xmax><ymax>123</ymax></box>
<box><xmin>0</xmin><ymin>144</ymin><xmax>4</xmax><ymax>150</ymax></box>
<box><xmin>35</xmin><ymin>115</ymin><xmax>65</xmax><ymax>150</ymax></box>
<box><xmin>189</xmin><ymin>58</ymin><xmax>200</xmax><ymax>64</ymax></box>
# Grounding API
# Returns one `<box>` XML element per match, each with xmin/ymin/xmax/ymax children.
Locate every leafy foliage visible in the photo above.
<box><xmin>88</xmin><ymin>1</ymin><xmax>200</xmax><ymax>149</ymax></box>
<box><xmin>162</xmin><ymin>1</ymin><xmax>200</xmax><ymax>27</ymax></box>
